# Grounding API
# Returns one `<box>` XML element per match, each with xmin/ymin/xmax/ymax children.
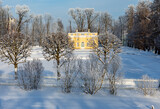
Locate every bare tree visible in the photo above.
<box><xmin>68</xmin><ymin>8</ymin><xmax>86</xmax><ymax>32</ymax></box>
<box><xmin>126</xmin><ymin>5</ymin><xmax>135</xmax><ymax>32</ymax></box>
<box><xmin>44</xmin><ymin>14</ymin><xmax>53</xmax><ymax>36</ymax></box>
<box><xmin>125</xmin><ymin>5</ymin><xmax>135</xmax><ymax>47</ymax></box>
<box><xmin>31</xmin><ymin>15</ymin><xmax>45</xmax><ymax>45</ymax></box>
<box><xmin>158</xmin><ymin>79</ymin><xmax>160</xmax><ymax>89</ymax></box>
<box><xmin>23</xmin><ymin>22</ymin><xmax>29</xmax><ymax>36</ymax></box>
<box><xmin>68</xmin><ymin>20</ymin><xmax>72</xmax><ymax>33</ymax></box>
<box><xmin>96</xmin><ymin>12</ymin><xmax>103</xmax><ymax>34</ymax></box>
<box><xmin>101</xmin><ymin>12</ymin><xmax>113</xmax><ymax>33</ymax></box>
<box><xmin>90</xmin><ymin>32</ymin><xmax>122</xmax><ymax>94</ymax></box>
<box><xmin>42</xmin><ymin>19</ymin><xmax>74</xmax><ymax>79</ymax></box>
<box><xmin>119</xmin><ymin>16</ymin><xmax>127</xmax><ymax>45</ymax></box>
<box><xmin>17</xmin><ymin>59</ymin><xmax>44</xmax><ymax>91</ymax></box>
<box><xmin>150</xmin><ymin>0</ymin><xmax>160</xmax><ymax>54</ymax></box>
<box><xmin>0</xmin><ymin>5</ymin><xmax>32</xmax><ymax>79</ymax></box>
<box><xmin>107</xmin><ymin>56</ymin><xmax>123</xmax><ymax>95</ymax></box>
<box><xmin>0</xmin><ymin>32</ymin><xmax>31</xmax><ymax>79</ymax></box>
<box><xmin>126</xmin><ymin>1</ymin><xmax>152</xmax><ymax>50</ymax></box>
<box><xmin>84</xmin><ymin>8</ymin><xmax>99</xmax><ymax>32</ymax></box>
<box><xmin>112</xmin><ymin>16</ymin><xmax>127</xmax><ymax>46</ymax></box>
<box><xmin>91</xmin><ymin>32</ymin><xmax>121</xmax><ymax>65</ymax></box>
<box><xmin>0</xmin><ymin>4</ymin><xmax>10</xmax><ymax>36</ymax></box>
<box><xmin>15</xmin><ymin>5</ymin><xmax>31</xmax><ymax>33</ymax></box>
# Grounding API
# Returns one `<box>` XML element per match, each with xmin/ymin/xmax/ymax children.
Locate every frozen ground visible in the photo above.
<box><xmin>0</xmin><ymin>46</ymin><xmax>160</xmax><ymax>109</ymax></box>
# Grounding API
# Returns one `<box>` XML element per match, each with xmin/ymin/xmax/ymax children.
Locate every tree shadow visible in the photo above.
<box><xmin>0</xmin><ymin>70</ymin><xmax>4</xmax><ymax>76</ymax></box>
<box><xmin>42</xmin><ymin>70</ymin><xmax>56</xmax><ymax>77</ymax></box>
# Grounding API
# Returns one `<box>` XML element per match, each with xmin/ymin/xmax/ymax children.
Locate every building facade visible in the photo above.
<box><xmin>68</xmin><ymin>30</ymin><xmax>98</xmax><ymax>49</ymax></box>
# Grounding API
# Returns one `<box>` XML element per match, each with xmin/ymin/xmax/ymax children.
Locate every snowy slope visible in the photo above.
<box><xmin>120</xmin><ymin>47</ymin><xmax>160</xmax><ymax>79</ymax></box>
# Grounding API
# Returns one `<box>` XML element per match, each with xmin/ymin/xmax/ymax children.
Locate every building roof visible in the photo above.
<box><xmin>68</xmin><ymin>30</ymin><xmax>98</xmax><ymax>37</ymax></box>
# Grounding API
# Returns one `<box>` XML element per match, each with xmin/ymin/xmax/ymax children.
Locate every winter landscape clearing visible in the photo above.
<box><xmin>1</xmin><ymin>0</ymin><xmax>160</xmax><ymax>109</ymax></box>
<box><xmin>0</xmin><ymin>46</ymin><xmax>160</xmax><ymax>109</ymax></box>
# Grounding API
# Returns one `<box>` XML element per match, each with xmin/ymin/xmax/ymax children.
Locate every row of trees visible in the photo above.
<box><xmin>0</xmin><ymin>4</ymin><xmax>74</xmax><ymax>79</ymax></box>
<box><xmin>113</xmin><ymin>0</ymin><xmax>160</xmax><ymax>54</ymax></box>
<box><xmin>0</xmin><ymin>2</ymin><xmax>122</xmax><ymax>95</ymax></box>
<box><xmin>17</xmin><ymin>31</ymin><xmax>122</xmax><ymax>95</ymax></box>
<box><xmin>0</xmin><ymin>4</ymin><xmax>9</xmax><ymax>36</ymax></box>
<box><xmin>68</xmin><ymin>8</ymin><xmax>113</xmax><ymax>34</ymax></box>
<box><xmin>0</xmin><ymin>1</ymin><xmax>120</xmax><ymax>79</ymax></box>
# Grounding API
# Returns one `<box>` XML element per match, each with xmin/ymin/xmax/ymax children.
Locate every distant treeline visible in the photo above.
<box><xmin>0</xmin><ymin>0</ymin><xmax>160</xmax><ymax>55</ymax></box>
<box><xmin>113</xmin><ymin>0</ymin><xmax>160</xmax><ymax>55</ymax></box>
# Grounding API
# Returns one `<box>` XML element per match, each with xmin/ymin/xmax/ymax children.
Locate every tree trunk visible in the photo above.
<box><xmin>155</xmin><ymin>47</ymin><xmax>158</xmax><ymax>54</ymax></box>
<box><xmin>56</xmin><ymin>58</ymin><xmax>61</xmax><ymax>80</ymax></box>
<box><xmin>158</xmin><ymin>48</ymin><xmax>160</xmax><ymax>55</ymax></box>
<box><xmin>158</xmin><ymin>79</ymin><xmax>160</xmax><ymax>89</ymax></box>
<box><xmin>14</xmin><ymin>63</ymin><xmax>18</xmax><ymax>80</ymax></box>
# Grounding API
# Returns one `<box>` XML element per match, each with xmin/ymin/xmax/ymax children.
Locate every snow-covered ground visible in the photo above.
<box><xmin>1</xmin><ymin>46</ymin><xmax>160</xmax><ymax>79</ymax></box>
<box><xmin>120</xmin><ymin>47</ymin><xmax>160</xmax><ymax>79</ymax></box>
<box><xmin>0</xmin><ymin>85</ymin><xmax>160</xmax><ymax>109</ymax></box>
<box><xmin>0</xmin><ymin>46</ymin><xmax>160</xmax><ymax>109</ymax></box>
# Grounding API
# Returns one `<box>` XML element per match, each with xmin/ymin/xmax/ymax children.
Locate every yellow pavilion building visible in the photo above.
<box><xmin>68</xmin><ymin>30</ymin><xmax>98</xmax><ymax>49</ymax></box>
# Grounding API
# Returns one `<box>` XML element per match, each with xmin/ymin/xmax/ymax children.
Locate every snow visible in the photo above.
<box><xmin>3</xmin><ymin>5</ymin><xmax>11</xmax><ymax>10</ymax></box>
<box><xmin>120</xmin><ymin>47</ymin><xmax>160</xmax><ymax>79</ymax></box>
<box><xmin>0</xmin><ymin>46</ymin><xmax>160</xmax><ymax>86</ymax></box>
<box><xmin>128</xmin><ymin>4</ymin><xmax>135</xmax><ymax>8</ymax></box>
<box><xmin>28</xmin><ymin>46</ymin><xmax>160</xmax><ymax>79</ymax></box>
<box><xmin>15</xmin><ymin>5</ymin><xmax>30</xmax><ymax>14</ymax></box>
<box><xmin>73</xmin><ymin>49</ymin><xmax>93</xmax><ymax>59</ymax></box>
<box><xmin>0</xmin><ymin>86</ymin><xmax>160</xmax><ymax>109</ymax></box>
<box><xmin>0</xmin><ymin>46</ymin><xmax>160</xmax><ymax>109</ymax></box>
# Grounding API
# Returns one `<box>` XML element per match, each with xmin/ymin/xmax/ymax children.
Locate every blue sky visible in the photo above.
<box><xmin>1</xmin><ymin>0</ymin><xmax>147</xmax><ymax>26</ymax></box>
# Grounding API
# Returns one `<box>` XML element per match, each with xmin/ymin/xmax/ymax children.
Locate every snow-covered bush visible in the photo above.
<box><xmin>137</xmin><ymin>75</ymin><xmax>157</xmax><ymax>96</ymax></box>
<box><xmin>107</xmin><ymin>56</ymin><xmax>123</xmax><ymax>95</ymax></box>
<box><xmin>60</xmin><ymin>56</ymin><xmax>80</xmax><ymax>93</ymax></box>
<box><xmin>17</xmin><ymin>59</ymin><xmax>44</xmax><ymax>91</ymax></box>
<box><xmin>80</xmin><ymin>55</ymin><xmax>104</xmax><ymax>95</ymax></box>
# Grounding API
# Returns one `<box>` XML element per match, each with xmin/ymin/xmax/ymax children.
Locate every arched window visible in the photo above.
<box><xmin>77</xmin><ymin>42</ymin><xmax>79</xmax><ymax>47</ymax></box>
<box><xmin>81</xmin><ymin>42</ymin><xmax>85</xmax><ymax>47</ymax></box>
